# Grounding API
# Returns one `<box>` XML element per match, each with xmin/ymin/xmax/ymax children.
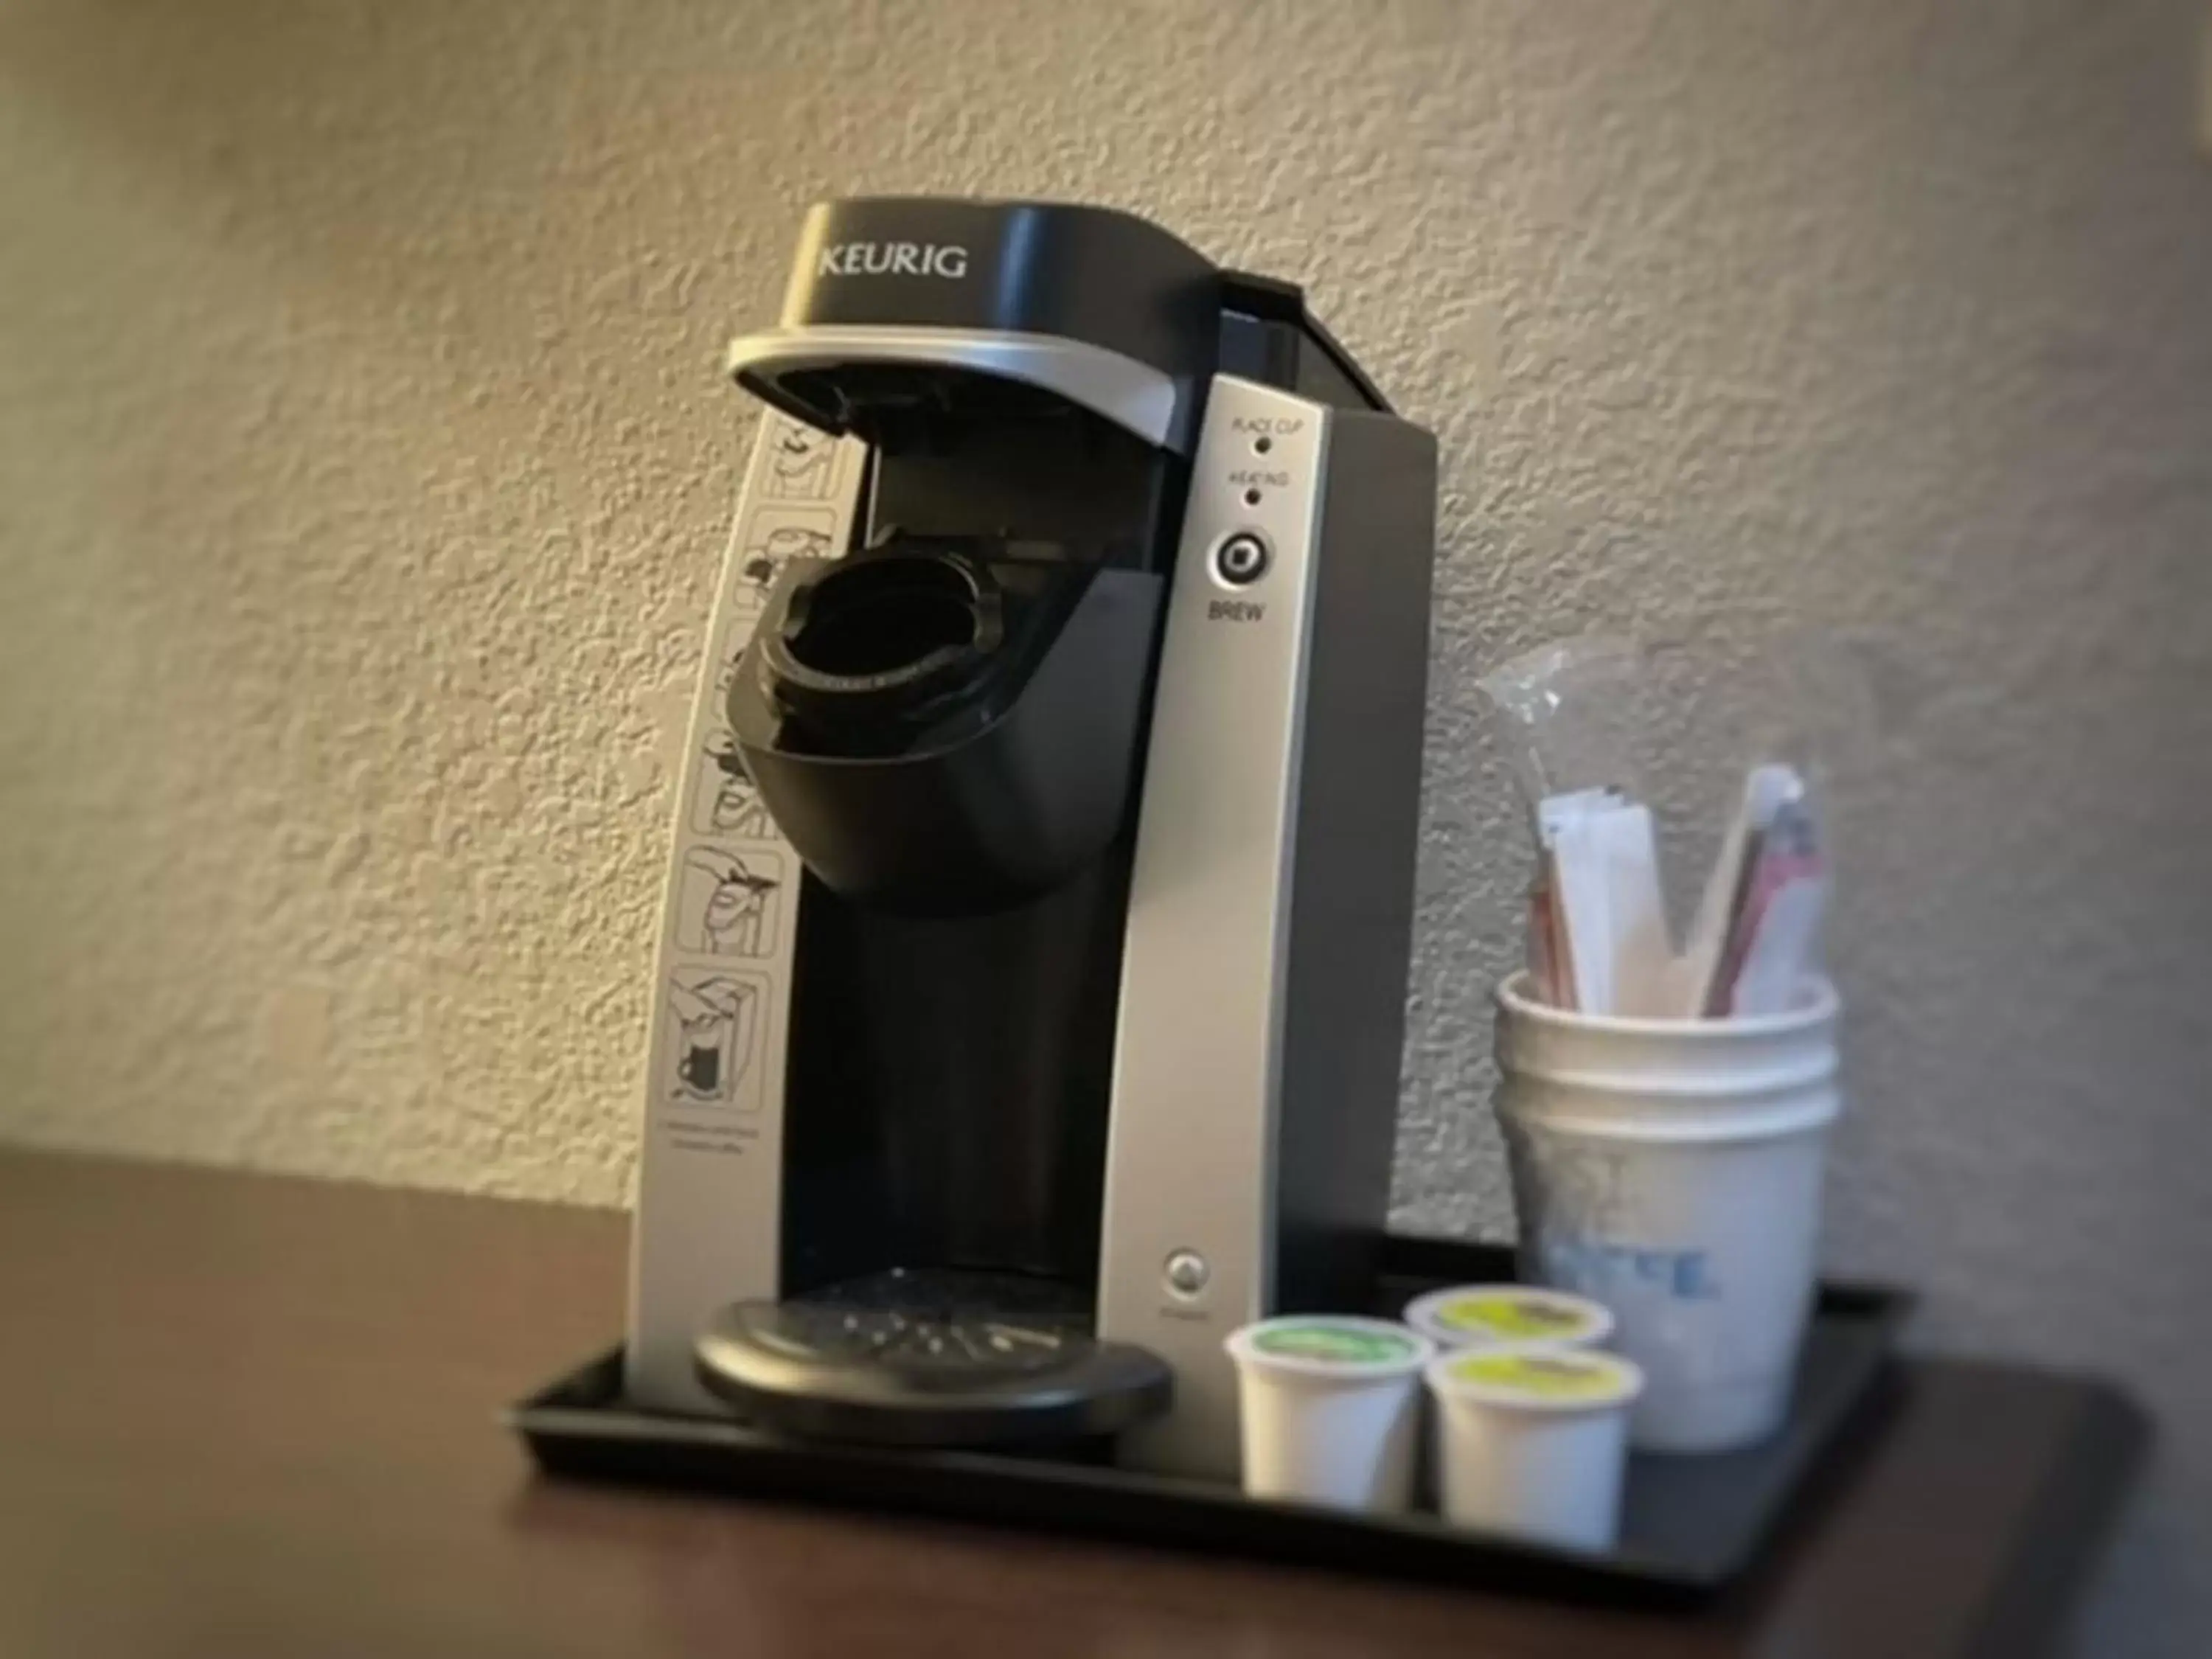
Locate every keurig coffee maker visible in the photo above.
<box><xmin>627</xmin><ymin>197</ymin><xmax>1435</xmax><ymax>1479</ymax></box>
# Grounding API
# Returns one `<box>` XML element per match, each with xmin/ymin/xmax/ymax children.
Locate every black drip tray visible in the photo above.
<box><xmin>694</xmin><ymin>1267</ymin><xmax>1172</xmax><ymax>1447</ymax></box>
<box><xmin>508</xmin><ymin>1237</ymin><xmax>1912</xmax><ymax>1604</ymax></box>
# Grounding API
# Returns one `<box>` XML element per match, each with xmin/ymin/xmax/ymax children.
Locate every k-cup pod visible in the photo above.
<box><xmin>1425</xmin><ymin>1346</ymin><xmax>1645</xmax><ymax>1551</ymax></box>
<box><xmin>1402</xmin><ymin>1284</ymin><xmax>1615</xmax><ymax>1354</ymax></box>
<box><xmin>1224</xmin><ymin>1317</ymin><xmax>1434</xmax><ymax>1512</ymax></box>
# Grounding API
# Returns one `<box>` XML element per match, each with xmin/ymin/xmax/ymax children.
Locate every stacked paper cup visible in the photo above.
<box><xmin>1494</xmin><ymin>970</ymin><xmax>1843</xmax><ymax>1453</ymax></box>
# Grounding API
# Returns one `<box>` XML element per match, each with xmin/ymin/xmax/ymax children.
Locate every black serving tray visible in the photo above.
<box><xmin>509</xmin><ymin>1237</ymin><xmax>1911</xmax><ymax>1604</ymax></box>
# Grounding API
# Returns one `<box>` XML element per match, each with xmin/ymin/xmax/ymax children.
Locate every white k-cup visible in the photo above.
<box><xmin>1425</xmin><ymin>1344</ymin><xmax>1645</xmax><ymax>1550</ymax></box>
<box><xmin>1224</xmin><ymin>1316</ymin><xmax>1434</xmax><ymax>1512</ymax></box>
<box><xmin>1402</xmin><ymin>1284</ymin><xmax>1615</xmax><ymax>1354</ymax></box>
<box><xmin>1494</xmin><ymin>971</ymin><xmax>1842</xmax><ymax>1453</ymax></box>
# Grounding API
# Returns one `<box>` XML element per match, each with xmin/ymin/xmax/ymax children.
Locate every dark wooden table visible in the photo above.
<box><xmin>0</xmin><ymin>1152</ymin><xmax>2141</xmax><ymax>1658</ymax></box>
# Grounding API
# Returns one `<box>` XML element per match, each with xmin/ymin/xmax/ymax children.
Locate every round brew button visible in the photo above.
<box><xmin>1213</xmin><ymin>532</ymin><xmax>1270</xmax><ymax>587</ymax></box>
<box><xmin>1164</xmin><ymin>1250</ymin><xmax>1210</xmax><ymax>1298</ymax></box>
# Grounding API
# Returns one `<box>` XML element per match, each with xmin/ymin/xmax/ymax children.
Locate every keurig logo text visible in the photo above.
<box><xmin>815</xmin><ymin>242</ymin><xmax>970</xmax><ymax>279</ymax></box>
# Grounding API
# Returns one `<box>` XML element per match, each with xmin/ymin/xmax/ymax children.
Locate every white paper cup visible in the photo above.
<box><xmin>1403</xmin><ymin>1284</ymin><xmax>1615</xmax><ymax>1353</ymax></box>
<box><xmin>1224</xmin><ymin>1317</ymin><xmax>1434</xmax><ymax>1512</ymax></box>
<box><xmin>1425</xmin><ymin>1346</ymin><xmax>1644</xmax><ymax>1551</ymax></box>
<box><xmin>1494</xmin><ymin>972</ymin><xmax>1841</xmax><ymax>1454</ymax></box>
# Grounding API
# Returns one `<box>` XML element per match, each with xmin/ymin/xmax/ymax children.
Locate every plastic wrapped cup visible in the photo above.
<box><xmin>1223</xmin><ymin>1317</ymin><xmax>1434</xmax><ymax>1512</ymax></box>
<box><xmin>1402</xmin><ymin>1285</ymin><xmax>1615</xmax><ymax>1354</ymax></box>
<box><xmin>1425</xmin><ymin>1346</ymin><xmax>1645</xmax><ymax>1551</ymax></box>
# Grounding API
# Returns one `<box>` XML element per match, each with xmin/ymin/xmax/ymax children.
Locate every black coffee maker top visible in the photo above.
<box><xmin>732</xmin><ymin>198</ymin><xmax>1222</xmax><ymax>453</ymax></box>
<box><xmin>723</xmin><ymin>201</ymin><xmax>1219</xmax><ymax>914</ymax></box>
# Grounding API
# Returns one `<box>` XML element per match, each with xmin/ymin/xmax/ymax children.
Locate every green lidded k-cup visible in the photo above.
<box><xmin>1223</xmin><ymin>1316</ymin><xmax>1435</xmax><ymax>1513</ymax></box>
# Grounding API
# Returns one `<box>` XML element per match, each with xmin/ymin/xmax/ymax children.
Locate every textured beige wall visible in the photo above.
<box><xmin>4</xmin><ymin>1</ymin><xmax>2209</xmax><ymax>1647</ymax></box>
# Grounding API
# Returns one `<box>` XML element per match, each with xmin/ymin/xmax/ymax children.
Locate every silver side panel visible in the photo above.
<box><xmin>1097</xmin><ymin>376</ymin><xmax>1332</xmax><ymax>1478</ymax></box>
<box><xmin>624</xmin><ymin>414</ymin><xmax>864</xmax><ymax>1413</ymax></box>
<box><xmin>726</xmin><ymin>325</ymin><xmax>1185</xmax><ymax>451</ymax></box>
